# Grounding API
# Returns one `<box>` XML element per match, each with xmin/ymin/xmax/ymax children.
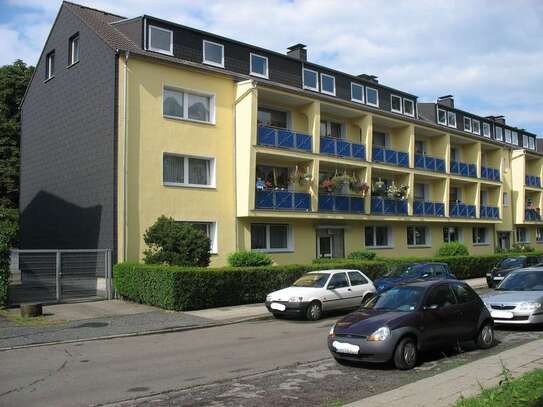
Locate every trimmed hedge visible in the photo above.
<box><xmin>227</xmin><ymin>251</ymin><xmax>273</xmax><ymax>267</ymax></box>
<box><xmin>114</xmin><ymin>261</ymin><xmax>388</xmax><ymax>311</ymax></box>
<box><xmin>0</xmin><ymin>208</ymin><xmax>18</xmax><ymax>307</ymax></box>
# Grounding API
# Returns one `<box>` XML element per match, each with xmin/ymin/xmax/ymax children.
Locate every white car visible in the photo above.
<box><xmin>265</xmin><ymin>269</ymin><xmax>376</xmax><ymax>320</ymax></box>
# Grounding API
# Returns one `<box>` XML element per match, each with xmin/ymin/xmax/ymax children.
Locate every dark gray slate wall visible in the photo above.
<box><xmin>20</xmin><ymin>6</ymin><xmax>116</xmax><ymax>253</ymax></box>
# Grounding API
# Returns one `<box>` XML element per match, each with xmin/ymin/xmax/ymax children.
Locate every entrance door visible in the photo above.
<box><xmin>316</xmin><ymin>229</ymin><xmax>345</xmax><ymax>259</ymax></box>
<box><xmin>318</xmin><ymin>236</ymin><xmax>333</xmax><ymax>259</ymax></box>
<box><xmin>497</xmin><ymin>232</ymin><xmax>510</xmax><ymax>250</ymax></box>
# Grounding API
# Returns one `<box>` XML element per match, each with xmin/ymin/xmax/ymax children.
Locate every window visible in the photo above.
<box><xmin>503</xmin><ymin>192</ymin><xmax>510</xmax><ymax>207</ymax></box>
<box><xmin>163</xmin><ymin>87</ymin><xmax>214</xmax><ymax>123</ymax></box>
<box><xmin>256</xmin><ymin>165</ymin><xmax>289</xmax><ymax>189</ymax></box>
<box><xmin>472</xmin><ymin>119</ymin><xmax>480</xmax><ymax>135</ymax></box>
<box><xmin>328</xmin><ymin>273</ymin><xmax>349</xmax><ymax>289</ymax></box>
<box><xmin>503</xmin><ymin>128</ymin><xmax>511</xmax><ymax>143</ymax></box>
<box><xmin>512</xmin><ymin>131</ymin><xmax>519</xmax><ymax>145</ymax></box>
<box><xmin>451</xmin><ymin>283</ymin><xmax>477</xmax><ymax>304</ymax></box>
<box><xmin>320</xmin><ymin>120</ymin><xmax>342</xmax><ymax>138</ymax></box>
<box><xmin>391</xmin><ymin>95</ymin><xmax>402</xmax><ymax>114</ymax></box>
<box><xmin>68</xmin><ymin>33</ymin><xmax>80</xmax><ymax>65</ymax></box>
<box><xmin>480</xmin><ymin>190</ymin><xmax>488</xmax><ymax>206</ymax></box>
<box><xmin>463</xmin><ymin>117</ymin><xmax>472</xmax><ymax>133</ymax></box>
<box><xmin>203</xmin><ymin>40</ymin><xmax>224</xmax><ymax>68</ymax></box>
<box><xmin>536</xmin><ymin>227</ymin><xmax>543</xmax><ymax>243</ymax></box>
<box><xmin>529</xmin><ymin>137</ymin><xmax>535</xmax><ymax>150</ymax></box>
<box><xmin>447</xmin><ymin>111</ymin><xmax>457</xmax><ymax>128</ymax></box>
<box><xmin>163</xmin><ymin>154</ymin><xmax>214</xmax><ymax>187</ymax></box>
<box><xmin>443</xmin><ymin>227</ymin><xmax>461</xmax><ymax>243</ymax></box>
<box><xmin>365</xmin><ymin>226</ymin><xmax>391</xmax><ymax>248</ymax></box>
<box><xmin>251</xmin><ymin>224</ymin><xmax>291</xmax><ymax>251</ymax></box>
<box><xmin>415</xmin><ymin>140</ymin><xmax>425</xmax><ymax>154</ymax></box>
<box><xmin>348</xmin><ymin>271</ymin><xmax>368</xmax><ymax>286</ymax></box>
<box><xmin>472</xmin><ymin>227</ymin><xmax>488</xmax><ymax>244</ymax></box>
<box><xmin>414</xmin><ymin>183</ymin><xmax>426</xmax><ymax>201</ymax></box>
<box><xmin>482</xmin><ymin>122</ymin><xmax>491</xmax><ymax>138</ymax></box>
<box><xmin>449</xmin><ymin>187</ymin><xmax>461</xmax><ymax>203</ymax></box>
<box><xmin>148</xmin><ymin>25</ymin><xmax>173</xmax><ymax>55</ymax></box>
<box><xmin>407</xmin><ymin>226</ymin><xmax>428</xmax><ymax>246</ymax></box>
<box><xmin>303</xmin><ymin>68</ymin><xmax>318</xmax><ymax>91</ymax></box>
<box><xmin>437</xmin><ymin>108</ymin><xmax>447</xmax><ymax>125</ymax></box>
<box><xmin>320</xmin><ymin>73</ymin><xmax>336</xmax><ymax>96</ymax></box>
<box><xmin>258</xmin><ymin>108</ymin><xmax>287</xmax><ymax>129</ymax></box>
<box><xmin>180</xmin><ymin>221</ymin><xmax>217</xmax><ymax>253</ymax></box>
<box><xmin>45</xmin><ymin>51</ymin><xmax>55</xmax><ymax>80</ymax></box>
<box><xmin>366</xmin><ymin>87</ymin><xmax>379</xmax><ymax>107</ymax></box>
<box><xmin>450</xmin><ymin>147</ymin><xmax>458</xmax><ymax>161</ymax></box>
<box><xmin>373</xmin><ymin>131</ymin><xmax>387</xmax><ymax>148</ymax></box>
<box><xmin>495</xmin><ymin>126</ymin><xmax>503</xmax><ymax>141</ymax></box>
<box><xmin>250</xmin><ymin>53</ymin><xmax>268</xmax><ymax>78</ymax></box>
<box><xmin>516</xmin><ymin>227</ymin><xmax>529</xmax><ymax>243</ymax></box>
<box><xmin>523</xmin><ymin>134</ymin><xmax>529</xmax><ymax>148</ymax></box>
<box><xmin>425</xmin><ymin>285</ymin><xmax>456</xmax><ymax>309</ymax></box>
<box><xmin>403</xmin><ymin>99</ymin><xmax>415</xmax><ymax>117</ymax></box>
<box><xmin>351</xmin><ymin>83</ymin><xmax>364</xmax><ymax>103</ymax></box>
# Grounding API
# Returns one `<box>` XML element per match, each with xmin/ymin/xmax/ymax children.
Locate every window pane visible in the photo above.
<box><xmin>472</xmin><ymin>120</ymin><xmax>480</xmax><ymax>134</ymax></box>
<box><xmin>189</xmin><ymin>223</ymin><xmax>209</xmax><ymax>236</ymax></box>
<box><xmin>373</xmin><ymin>131</ymin><xmax>386</xmax><ymax>147</ymax></box>
<box><xmin>415</xmin><ymin>227</ymin><xmax>426</xmax><ymax>245</ymax></box>
<box><xmin>321</xmin><ymin>75</ymin><xmax>335</xmax><ymax>93</ymax></box>
<box><xmin>163</xmin><ymin>155</ymin><xmax>184</xmax><ymax>183</ymax></box>
<box><xmin>375</xmin><ymin>227</ymin><xmax>388</xmax><ymax>246</ymax></box>
<box><xmin>414</xmin><ymin>183</ymin><xmax>425</xmax><ymax>201</ymax></box>
<box><xmin>330</xmin><ymin>122</ymin><xmax>342</xmax><ymax>138</ymax></box>
<box><xmin>407</xmin><ymin>226</ymin><xmax>414</xmax><ymax>246</ymax></box>
<box><xmin>150</xmin><ymin>26</ymin><xmax>171</xmax><ymax>52</ymax></box>
<box><xmin>258</xmin><ymin>108</ymin><xmax>287</xmax><ymax>128</ymax></box>
<box><xmin>404</xmin><ymin>99</ymin><xmax>414</xmax><ymax>115</ymax></box>
<box><xmin>251</xmin><ymin>224</ymin><xmax>267</xmax><ymax>249</ymax></box>
<box><xmin>512</xmin><ymin>131</ymin><xmax>518</xmax><ymax>144</ymax></box>
<box><xmin>348</xmin><ymin>272</ymin><xmax>367</xmax><ymax>286</ymax></box>
<box><xmin>391</xmin><ymin>96</ymin><xmax>401</xmax><ymax>112</ymax></box>
<box><xmin>303</xmin><ymin>69</ymin><xmax>318</xmax><ymax>89</ymax></box>
<box><xmin>204</xmin><ymin>41</ymin><xmax>223</xmax><ymax>65</ymax></box>
<box><xmin>447</xmin><ymin>111</ymin><xmax>456</xmax><ymax>127</ymax></box>
<box><xmin>269</xmin><ymin>225</ymin><xmax>288</xmax><ymax>249</ymax></box>
<box><xmin>329</xmin><ymin>273</ymin><xmax>349</xmax><ymax>288</ymax></box>
<box><xmin>496</xmin><ymin>127</ymin><xmax>503</xmax><ymax>140</ymax></box>
<box><xmin>425</xmin><ymin>285</ymin><xmax>456</xmax><ymax>308</ymax></box>
<box><xmin>352</xmin><ymin>83</ymin><xmax>363</xmax><ymax>101</ymax></box>
<box><xmin>188</xmin><ymin>158</ymin><xmax>210</xmax><ymax>185</ymax></box>
<box><xmin>367</xmin><ymin>88</ymin><xmax>378</xmax><ymax>105</ymax></box>
<box><xmin>365</xmin><ymin>227</ymin><xmax>374</xmax><ymax>246</ymax></box>
<box><xmin>164</xmin><ymin>89</ymin><xmax>184</xmax><ymax>118</ymax></box>
<box><xmin>438</xmin><ymin>109</ymin><xmax>447</xmax><ymax>124</ymax></box>
<box><xmin>251</xmin><ymin>54</ymin><xmax>267</xmax><ymax>76</ymax></box>
<box><xmin>483</xmin><ymin>123</ymin><xmax>490</xmax><ymax>137</ymax></box>
<box><xmin>187</xmin><ymin>93</ymin><xmax>210</xmax><ymax>122</ymax></box>
<box><xmin>505</xmin><ymin>129</ymin><xmax>512</xmax><ymax>143</ymax></box>
<box><xmin>464</xmin><ymin>117</ymin><xmax>471</xmax><ymax>131</ymax></box>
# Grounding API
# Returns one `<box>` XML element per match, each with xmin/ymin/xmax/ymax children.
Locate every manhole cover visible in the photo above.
<box><xmin>75</xmin><ymin>322</ymin><xmax>109</xmax><ymax>328</ymax></box>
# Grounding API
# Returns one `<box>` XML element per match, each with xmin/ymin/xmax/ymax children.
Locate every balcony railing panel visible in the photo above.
<box><xmin>525</xmin><ymin>175</ymin><xmax>542</xmax><ymax>188</ymax></box>
<box><xmin>481</xmin><ymin>166</ymin><xmax>500</xmax><ymax>181</ymax></box>
<box><xmin>450</xmin><ymin>202</ymin><xmax>476</xmax><ymax>218</ymax></box>
<box><xmin>450</xmin><ymin>161</ymin><xmax>477</xmax><ymax>178</ymax></box>
<box><xmin>480</xmin><ymin>205</ymin><xmax>499</xmax><ymax>219</ymax></box>
<box><xmin>415</xmin><ymin>154</ymin><xmax>446</xmax><ymax>173</ymax></box>
<box><xmin>319</xmin><ymin>137</ymin><xmax>365</xmax><ymax>160</ymax></box>
<box><xmin>525</xmin><ymin>209</ymin><xmax>542</xmax><ymax>221</ymax></box>
<box><xmin>318</xmin><ymin>194</ymin><xmax>364</xmax><ymax>213</ymax></box>
<box><xmin>372</xmin><ymin>147</ymin><xmax>409</xmax><ymax>167</ymax></box>
<box><xmin>257</xmin><ymin>126</ymin><xmax>312</xmax><ymax>152</ymax></box>
<box><xmin>371</xmin><ymin>197</ymin><xmax>408</xmax><ymax>215</ymax></box>
<box><xmin>413</xmin><ymin>200</ymin><xmax>445</xmax><ymax>217</ymax></box>
<box><xmin>255</xmin><ymin>190</ymin><xmax>311</xmax><ymax>211</ymax></box>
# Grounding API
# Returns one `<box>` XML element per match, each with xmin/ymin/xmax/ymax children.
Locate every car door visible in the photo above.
<box><xmin>450</xmin><ymin>282</ymin><xmax>480</xmax><ymax>340</ymax></box>
<box><xmin>420</xmin><ymin>284</ymin><xmax>462</xmax><ymax>347</ymax></box>
<box><xmin>347</xmin><ymin>271</ymin><xmax>371</xmax><ymax>307</ymax></box>
<box><xmin>323</xmin><ymin>272</ymin><xmax>351</xmax><ymax>311</ymax></box>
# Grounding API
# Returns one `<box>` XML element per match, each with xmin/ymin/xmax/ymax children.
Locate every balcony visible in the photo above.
<box><xmin>450</xmin><ymin>202</ymin><xmax>476</xmax><ymax>218</ymax></box>
<box><xmin>370</xmin><ymin>197</ymin><xmax>408</xmax><ymax>215</ymax></box>
<box><xmin>481</xmin><ymin>166</ymin><xmax>500</xmax><ymax>182</ymax></box>
<box><xmin>372</xmin><ymin>147</ymin><xmax>409</xmax><ymax>167</ymax></box>
<box><xmin>413</xmin><ymin>200</ymin><xmax>445</xmax><ymax>217</ymax></box>
<box><xmin>255</xmin><ymin>190</ymin><xmax>311</xmax><ymax>211</ymax></box>
<box><xmin>257</xmin><ymin>126</ymin><xmax>312</xmax><ymax>152</ymax></box>
<box><xmin>526</xmin><ymin>175</ymin><xmax>542</xmax><ymax>188</ymax></box>
<box><xmin>450</xmin><ymin>161</ymin><xmax>477</xmax><ymax>178</ymax></box>
<box><xmin>318</xmin><ymin>194</ymin><xmax>364</xmax><ymax>213</ymax></box>
<box><xmin>480</xmin><ymin>205</ymin><xmax>499</xmax><ymax>219</ymax></box>
<box><xmin>525</xmin><ymin>209</ymin><xmax>542</xmax><ymax>221</ymax></box>
<box><xmin>320</xmin><ymin>137</ymin><xmax>365</xmax><ymax>160</ymax></box>
<box><xmin>414</xmin><ymin>154</ymin><xmax>446</xmax><ymax>174</ymax></box>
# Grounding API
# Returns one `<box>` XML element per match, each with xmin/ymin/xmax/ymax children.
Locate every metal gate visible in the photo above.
<box><xmin>8</xmin><ymin>249</ymin><xmax>112</xmax><ymax>305</ymax></box>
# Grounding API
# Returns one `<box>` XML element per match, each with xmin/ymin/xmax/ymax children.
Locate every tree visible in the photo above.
<box><xmin>143</xmin><ymin>216</ymin><xmax>211</xmax><ymax>267</ymax></box>
<box><xmin>0</xmin><ymin>60</ymin><xmax>34</xmax><ymax>209</ymax></box>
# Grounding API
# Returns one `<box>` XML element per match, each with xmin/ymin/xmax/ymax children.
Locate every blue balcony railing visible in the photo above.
<box><xmin>450</xmin><ymin>202</ymin><xmax>476</xmax><ymax>218</ymax></box>
<box><xmin>372</xmin><ymin>147</ymin><xmax>409</xmax><ymax>167</ymax></box>
<box><xmin>413</xmin><ymin>200</ymin><xmax>445</xmax><ymax>217</ymax></box>
<box><xmin>481</xmin><ymin>166</ymin><xmax>500</xmax><ymax>182</ymax></box>
<box><xmin>525</xmin><ymin>175</ymin><xmax>542</xmax><ymax>188</ymax></box>
<box><xmin>480</xmin><ymin>205</ymin><xmax>499</xmax><ymax>219</ymax></box>
<box><xmin>450</xmin><ymin>161</ymin><xmax>477</xmax><ymax>178</ymax></box>
<box><xmin>318</xmin><ymin>194</ymin><xmax>364</xmax><ymax>213</ymax></box>
<box><xmin>414</xmin><ymin>154</ymin><xmax>446</xmax><ymax>173</ymax></box>
<box><xmin>370</xmin><ymin>197</ymin><xmax>408</xmax><ymax>215</ymax></box>
<box><xmin>257</xmin><ymin>126</ymin><xmax>312</xmax><ymax>152</ymax></box>
<box><xmin>525</xmin><ymin>209</ymin><xmax>542</xmax><ymax>221</ymax></box>
<box><xmin>320</xmin><ymin>137</ymin><xmax>365</xmax><ymax>160</ymax></box>
<box><xmin>255</xmin><ymin>190</ymin><xmax>311</xmax><ymax>211</ymax></box>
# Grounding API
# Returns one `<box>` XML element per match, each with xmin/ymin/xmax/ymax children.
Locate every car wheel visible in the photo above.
<box><xmin>305</xmin><ymin>301</ymin><xmax>322</xmax><ymax>321</ymax></box>
<box><xmin>476</xmin><ymin>322</ymin><xmax>495</xmax><ymax>349</ymax></box>
<box><xmin>361</xmin><ymin>292</ymin><xmax>375</xmax><ymax>306</ymax></box>
<box><xmin>393</xmin><ymin>337</ymin><xmax>418</xmax><ymax>370</ymax></box>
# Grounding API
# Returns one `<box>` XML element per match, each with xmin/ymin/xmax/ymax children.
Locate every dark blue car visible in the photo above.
<box><xmin>374</xmin><ymin>263</ymin><xmax>455</xmax><ymax>293</ymax></box>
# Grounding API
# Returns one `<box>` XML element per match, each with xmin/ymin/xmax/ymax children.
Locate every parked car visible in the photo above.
<box><xmin>265</xmin><ymin>270</ymin><xmax>376</xmax><ymax>321</ymax></box>
<box><xmin>482</xmin><ymin>267</ymin><xmax>543</xmax><ymax>325</ymax></box>
<box><xmin>328</xmin><ymin>280</ymin><xmax>494</xmax><ymax>370</ymax></box>
<box><xmin>373</xmin><ymin>262</ymin><xmax>455</xmax><ymax>293</ymax></box>
<box><xmin>486</xmin><ymin>256</ymin><xmax>543</xmax><ymax>288</ymax></box>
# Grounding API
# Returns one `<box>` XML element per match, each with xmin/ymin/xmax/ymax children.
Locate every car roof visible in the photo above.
<box><xmin>308</xmin><ymin>269</ymin><xmax>360</xmax><ymax>274</ymax></box>
<box><xmin>510</xmin><ymin>266</ymin><xmax>543</xmax><ymax>272</ymax></box>
<box><xmin>395</xmin><ymin>279</ymin><xmax>460</xmax><ymax>289</ymax></box>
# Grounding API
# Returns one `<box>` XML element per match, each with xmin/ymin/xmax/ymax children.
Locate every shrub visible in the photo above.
<box><xmin>227</xmin><ymin>251</ymin><xmax>272</xmax><ymax>267</ymax></box>
<box><xmin>347</xmin><ymin>250</ymin><xmax>376</xmax><ymax>260</ymax></box>
<box><xmin>511</xmin><ymin>243</ymin><xmax>534</xmax><ymax>253</ymax></box>
<box><xmin>143</xmin><ymin>216</ymin><xmax>211</xmax><ymax>267</ymax></box>
<box><xmin>0</xmin><ymin>208</ymin><xmax>18</xmax><ymax>307</ymax></box>
<box><xmin>437</xmin><ymin>242</ymin><xmax>469</xmax><ymax>257</ymax></box>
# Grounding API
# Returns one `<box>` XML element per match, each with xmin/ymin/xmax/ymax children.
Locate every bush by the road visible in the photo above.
<box><xmin>347</xmin><ymin>250</ymin><xmax>376</xmax><ymax>260</ymax></box>
<box><xmin>227</xmin><ymin>251</ymin><xmax>272</xmax><ymax>267</ymax></box>
<box><xmin>437</xmin><ymin>242</ymin><xmax>469</xmax><ymax>257</ymax></box>
<box><xmin>0</xmin><ymin>208</ymin><xmax>18</xmax><ymax>307</ymax></box>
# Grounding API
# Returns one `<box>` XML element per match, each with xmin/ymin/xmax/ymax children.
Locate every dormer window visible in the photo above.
<box><xmin>366</xmin><ymin>87</ymin><xmax>379</xmax><ymax>107</ymax></box>
<box><xmin>437</xmin><ymin>108</ymin><xmax>447</xmax><ymax>125</ymax></box>
<box><xmin>504</xmin><ymin>128</ymin><xmax>512</xmax><ymax>143</ymax></box>
<box><xmin>303</xmin><ymin>67</ymin><xmax>318</xmax><ymax>91</ymax></box>
<box><xmin>447</xmin><ymin>111</ymin><xmax>457</xmax><ymax>128</ymax></box>
<box><xmin>148</xmin><ymin>25</ymin><xmax>173</xmax><ymax>55</ymax></box>
<box><xmin>529</xmin><ymin>137</ymin><xmax>535</xmax><ymax>150</ymax></box>
<box><xmin>523</xmin><ymin>134</ymin><xmax>529</xmax><ymax>148</ymax></box>
<box><xmin>482</xmin><ymin>122</ymin><xmax>491</xmax><ymax>137</ymax></box>
<box><xmin>463</xmin><ymin>117</ymin><xmax>471</xmax><ymax>133</ymax></box>
<box><xmin>512</xmin><ymin>131</ymin><xmax>518</xmax><ymax>145</ymax></box>
<box><xmin>250</xmin><ymin>53</ymin><xmax>268</xmax><ymax>78</ymax></box>
<box><xmin>391</xmin><ymin>95</ymin><xmax>402</xmax><ymax>114</ymax></box>
<box><xmin>320</xmin><ymin>73</ymin><xmax>336</xmax><ymax>96</ymax></box>
<box><xmin>351</xmin><ymin>83</ymin><xmax>364</xmax><ymax>103</ymax></box>
<box><xmin>495</xmin><ymin>126</ymin><xmax>503</xmax><ymax>141</ymax></box>
<box><xmin>403</xmin><ymin>99</ymin><xmax>415</xmax><ymax>117</ymax></box>
<box><xmin>203</xmin><ymin>40</ymin><xmax>224</xmax><ymax>68</ymax></box>
<box><xmin>472</xmin><ymin>119</ymin><xmax>480</xmax><ymax>135</ymax></box>
<box><xmin>45</xmin><ymin>51</ymin><xmax>55</xmax><ymax>80</ymax></box>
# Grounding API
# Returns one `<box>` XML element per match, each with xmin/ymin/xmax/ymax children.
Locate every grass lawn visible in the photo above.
<box><xmin>456</xmin><ymin>368</ymin><xmax>543</xmax><ymax>407</ymax></box>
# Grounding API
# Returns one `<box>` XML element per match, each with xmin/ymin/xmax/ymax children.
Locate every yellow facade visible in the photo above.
<box><xmin>117</xmin><ymin>54</ymin><xmax>543</xmax><ymax>266</ymax></box>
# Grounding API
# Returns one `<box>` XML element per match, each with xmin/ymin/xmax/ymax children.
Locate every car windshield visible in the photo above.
<box><xmin>386</xmin><ymin>264</ymin><xmax>425</xmax><ymax>278</ymax></box>
<box><xmin>292</xmin><ymin>273</ymin><xmax>330</xmax><ymax>288</ymax></box>
<box><xmin>496</xmin><ymin>257</ymin><xmax>525</xmax><ymax>270</ymax></box>
<box><xmin>362</xmin><ymin>286</ymin><xmax>425</xmax><ymax>312</ymax></box>
<box><xmin>497</xmin><ymin>271</ymin><xmax>543</xmax><ymax>291</ymax></box>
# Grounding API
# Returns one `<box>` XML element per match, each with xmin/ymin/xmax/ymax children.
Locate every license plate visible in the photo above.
<box><xmin>491</xmin><ymin>310</ymin><xmax>513</xmax><ymax>319</ymax></box>
<box><xmin>270</xmin><ymin>302</ymin><xmax>286</xmax><ymax>311</ymax></box>
<box><xmin>332</xmin><ymin>341</ymin><xmax>360</xmax><ymax>355</ymax></box>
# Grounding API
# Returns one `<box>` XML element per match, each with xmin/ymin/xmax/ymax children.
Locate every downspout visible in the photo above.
<box><xmin>123</xmin><ymin>51</ymin><xmax>130</xmax><ymax>261</ymax></box>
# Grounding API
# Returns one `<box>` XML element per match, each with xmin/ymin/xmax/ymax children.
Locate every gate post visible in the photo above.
<box><xmin>105</xmin><ymin>250</ymin><xmax>112</xmax><ymax>300</ymax></box>
<box><xmin>55</xmin><ymin>250</ymin><xmax>61</xmax><ymax>302</ymax></box>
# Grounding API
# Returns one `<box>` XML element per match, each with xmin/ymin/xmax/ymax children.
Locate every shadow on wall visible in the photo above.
<box><xmin>20</xmin><ymin>191</ymin><xmax>102</xmax><ymax>249</ymax></box>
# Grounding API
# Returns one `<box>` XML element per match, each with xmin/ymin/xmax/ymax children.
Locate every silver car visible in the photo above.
<box><xmin>482</xmin><ymin>267</ymin><xmax>543</xmax><ymax>325</ymax></box>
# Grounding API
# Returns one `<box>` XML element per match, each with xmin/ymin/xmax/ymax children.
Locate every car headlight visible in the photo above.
<box><xmin>329</xmin><ymin>324</ymin><xmax>335</xmax><ymax>337</ymax></box>
<box><xmin>367</xmin><ymin>326</ymin><xmax>391</xmax><ymax>342</ymax></box>
<box><xmin>517</xmin><ymin>302</ymin><xmax>542</xmax><ymax>311</ymax></box>
<box><xmin>288</xmin><ymin>296</ymin><xmax>303</xmax><ymax>303</ymax></box>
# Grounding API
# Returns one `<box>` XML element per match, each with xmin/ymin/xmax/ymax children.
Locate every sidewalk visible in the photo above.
<box><xmin>346</xmin><ymin>337</ymin><xmax>543</xmax><ymax>407</ymax></box>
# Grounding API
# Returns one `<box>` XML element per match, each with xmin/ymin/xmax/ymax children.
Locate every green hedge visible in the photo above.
<box><xmin>114</xmin><ymin>261</ymin><xmax>388</xmax><ymax>311</ymax></box>
<box><xmin>0</xmin><ymin>208</ymin><xmax>18</xmax><ymax>307</ymax></box>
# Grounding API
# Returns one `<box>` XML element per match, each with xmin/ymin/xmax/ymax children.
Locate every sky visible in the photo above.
<box><xmin>1</xmin><ymin>0</ymin><xmax>543</xmax><ymax>136</ymax></box>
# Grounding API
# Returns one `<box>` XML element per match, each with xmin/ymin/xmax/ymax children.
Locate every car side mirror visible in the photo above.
<box><xmin>327</xmin><ymin>284</ymin><xmax>336</xmax><ymax>290</ymax></box>
<box><xmin>424</xmin><ymin>304</ymin><xmax>439</xmax><ymax>310</ymax></box>
<box><xmin>422</xmin><ymin>273</ymin><xmax>430</xmax><ymax>278</ymax></box>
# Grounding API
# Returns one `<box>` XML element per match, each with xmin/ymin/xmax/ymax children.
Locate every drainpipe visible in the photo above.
<box><xmin>123</xmin><ymin>51</ymin><xmax>130</xmax><ymax>261</ymax></box>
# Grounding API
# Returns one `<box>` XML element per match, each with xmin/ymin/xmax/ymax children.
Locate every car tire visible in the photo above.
<box><xmin>393</xmin><ymin>337</ymin><xmax>418</xmax><ymax>370</ymax></box>
<box><xmin>476</xmin><ymin>322</ymin><xmax>495</xmax><ymax>349</ymax></box>
<box><xmin>305</xmin><ymin>301</ymin><xmax>322</xmax><ymax>321</ymax></box>
<box><xmin>361</xmin><ymin>292</ymin><xmax>375</xmax><ymax>306</ymax></box>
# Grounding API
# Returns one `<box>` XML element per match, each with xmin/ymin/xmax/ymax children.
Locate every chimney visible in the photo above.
<box><xmin>287</xmin><ymin>43</ymin><xmax>307</xmax><ymax>62</ymax></box>
<box><xmin>437</xmin><ymin>95</ymin><xmax>454</xmax><ymax>108</ymax></box>
<box><xmin>486</xmin><ymin>115</ymin><xmax>506</xmax><ymax>125</ymax></box>
<box><xmin>358</xmin><ymin>74</ymin><xmax>379</xmax><ymax>84</ymax></box>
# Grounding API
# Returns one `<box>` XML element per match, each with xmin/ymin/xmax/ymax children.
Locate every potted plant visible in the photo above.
<box><xmin>387</xmin><ymin>183</ymin><xmax>409</xmax><ymax>200</ymax></box>
<box><xmin>321</xmin><ymin>179</ymin><xmax>336</xmax><ymax>193</ymax></box>
<box><xmin>372</xmin><ymin>178</ymin><xmax>387</xmax><ymax>197</ymax></box>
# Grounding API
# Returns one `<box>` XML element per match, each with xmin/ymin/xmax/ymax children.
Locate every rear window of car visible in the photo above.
<box><xmin>328</xmin><ymin>272</ymin><xmax>349</xmax><ymax>288</ymax></box>
<box><xmin>451</xmin><ymin>283</ymin><xmax>478</xmax><ymax>303</ymax></box>
<box><xmin>348</xmin><ymin>271</ymin><xmax>368</xmax><ymax>286</ymax></box>
<box><xmin>497</xmin><ymin>257</ymin><xmax>525</xmax><ymax>269</ymax></box>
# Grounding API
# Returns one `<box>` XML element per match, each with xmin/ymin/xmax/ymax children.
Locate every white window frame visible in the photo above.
<box><xmin>472</xmin><ymin>227</ymin><xmax>489</xmax><ymax>245</ymax></box>
<box><xmin>249</xmin><ymin>53</ymin><xmax>268</xmax><ymax>79</ymax></box>
<box><xmin>463</xmin><ymin>117</ymin><xmax>472</xmax><ymax>133</ymax></box>
<box><xmin>512</xmin><ymin>131</ymin><xmax>518</xmax><ymax>145</ymax></box>
<box><xmin>68</xmin><ymin>33</ymin><xmax>80</xmax><ymax>66</ymax></box>
<box><xmin>504</xmin><ymin>128</ymin><xmax>512</xmax><ymax>144</ymax></box>
<box><xmin>365</xmin><ymin>87</ymin><xmax>379</xmax><ymax>107</ymax></box>
<box><xmin>403</xmin><ymin>98</ymin><xmax>415</xmax><ymax>117</ymax></box>
<box><xmin>495</xmin><ymin>126</ymin><xmax>503</xmax><ymax>141</ymax></box>
<box><xmin>148</xmin><ymin>25</ymin><xmax>173</xmax><ymax>56</ymax></box>
<box><xmin>407</xmin><ymin>225</ymin><xmax>430</xmax><ymax>247</ymax></box>
<box><xmin>482</xmin><ymin>122</ymin><xmax>491</xmax><ymax>138</ymax></box>
<box><xmin>443</xmin><ymin>226</ymin><xmax>463</xmax><ymax>243</ymax></box>
<box><xmin>437</xmin><ymin>107</ymin><xmax>447</xmax><ymax>125</ymax></box>
<box><xmin>390</xmin><ymin>94</ymin><xmax>403</xmax><ymax>114</ymax></box>
<box><xmin>472</xmin><ymin>119</ymin><xmax>481</xmax><ymax>135</ymax></box>
<box><xmin>251</xmin><ymin>223</ymin><xmax>293</xmax><ymax>252</ymax></box>
<box><xmin>202</xmin><ymin>39</ymin><xmax>225</xmax><ymax>68</ymax></box>
<box><xmin>320</xmin><ymin>73</ymin><xmax>336</xmax><ymax>96</ymax></box>
<box><xmin>447</xmin><ymin>111</ymin><xmax>457</xmax><ymax>128</ymax></box>
<box><xmin>351</xmin><ymin>82</ymin><xmax>364</xmax><ymax>104</ymax></box>
<box><xmin>529</xmin><ymin>137</ymin><xmax>535</xmax><ymax>150</ymax></box>
<box><xmin>45</xmin><ymin>51</ymin><xmax>55</xmax><ymax>80</ymax></box>
<box><xmin>162</xmin><ymin>86</ymin><xmax>216</xmax><ymax>125</ymax></box>
<box><xmin>523</xmin><ymin>134</ymin><xmax>529</xmax><ymax>148</ymax></box>
<box><xmin>365</xmin><ymin>225</ymin><xmax>393</xmax><ymax>249</ymax></box>
<box><xmin>302</xmin><ymin>67</ymin><xmax>319</xmax><ymax>91</ymax></box>
<box><xmin>179</xmin><ymin>221</ymin><xmax>218</xmax><ymax>254</ymax></box>
<box><xmin>516</xmin><ymin>227</ymin><xmax>529</xmax><ymax>243</ymax></box>
<box><xmin>162</xmin><ymin>152</ymin><xmax>216</xmax><ymax>189</ymax></box>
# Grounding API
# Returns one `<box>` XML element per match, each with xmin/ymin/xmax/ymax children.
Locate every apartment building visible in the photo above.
<box><xmin>20</xmin><ymin>2</ymin><xmax>543</xmax><ymax>267</ymax></box>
